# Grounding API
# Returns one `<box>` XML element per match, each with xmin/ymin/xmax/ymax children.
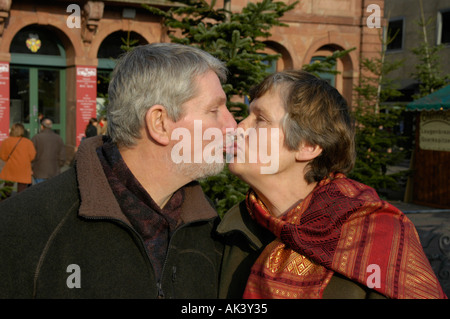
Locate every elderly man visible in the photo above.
<box><xmin>0</xmin><ymin>43</ymin><xmax>236</xmax><ymax>298</ymax></box>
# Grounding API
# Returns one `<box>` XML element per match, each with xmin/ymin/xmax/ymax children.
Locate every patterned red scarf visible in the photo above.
<box><xmin>243</xmin><ymin>173</ymin><xmax>447</xmax><ymax>299</ymax></box>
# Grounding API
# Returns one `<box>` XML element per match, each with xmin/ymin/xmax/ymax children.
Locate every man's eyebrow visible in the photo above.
<box><xmin>207</xmin><ymin>95</ymin><xmax>227</xmax><ymax>108</ymax></box>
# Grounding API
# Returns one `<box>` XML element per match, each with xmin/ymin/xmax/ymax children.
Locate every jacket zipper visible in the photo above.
<box><xmin>150</xmin><ymin>217</ymin><xmax>215</xmax><ymax>298</ymax></box>
<box><xmin>156</xmin><ymin>282</ymin><xmax>164</xmax><ymax>299</ymax></box>
<box><xmin>156</xmin><ymin>224</ymin><xmax>186</xmax><ymax>298</ymax></box>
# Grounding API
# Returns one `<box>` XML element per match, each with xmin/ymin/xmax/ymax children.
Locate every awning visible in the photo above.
<box><xmin>406</xmin><ymin>84</ymin><xmax>450</xmax><ymax>111</ymax></box>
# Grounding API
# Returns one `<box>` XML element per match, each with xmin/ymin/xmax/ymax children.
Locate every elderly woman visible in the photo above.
<box><xmin>218</xmin><ymin>70</ymin><xmax>446</xmax><ymax>299</ymax></box>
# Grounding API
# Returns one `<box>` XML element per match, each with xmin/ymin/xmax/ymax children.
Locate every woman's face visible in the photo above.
<box><xmin>228</xmin><ymin>88</ymin><xmax>298</xmax><ymax>186</ymax></box>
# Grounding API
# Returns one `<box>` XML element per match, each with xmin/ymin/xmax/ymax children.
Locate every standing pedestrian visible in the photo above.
<box><xmin>0</xmin><ymin>123</ymin><xmax>36</xmax><ymax>195</ymax></box>
<box><xmin>85</xmin><ymin>117</ymin><xmax>98</xmax><ymax>138</ymax></box>
<box><xmin>31</xmin><ymin>118</ymin><xmax>66</xmax><ymax>183</ymax></box>
<box><xmin>97</xmin><ymin>116</ymin><xmax>107</xmax><ymax>135</ymax></box>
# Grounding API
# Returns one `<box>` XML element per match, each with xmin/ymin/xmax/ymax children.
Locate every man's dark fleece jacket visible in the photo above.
<box><xmin>0</xmin><ymin>136</ymin><xmax>223</xmax><ymax>298</ymax></box>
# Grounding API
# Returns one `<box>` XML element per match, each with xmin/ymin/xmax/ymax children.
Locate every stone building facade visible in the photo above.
<box><xmin>0</xmin><ymin>0</ymin><xmax>384</xmax><ymax>160</ymax></box>
<box><xmin>384</xmin><ymin>0</ymin><xmax>450</xmax><ymax>98</ymax></box>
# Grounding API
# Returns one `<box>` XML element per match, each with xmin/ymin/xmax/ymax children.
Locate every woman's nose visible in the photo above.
<box><xmin>237</xmin><ymin>117</ymin><xmax>249</xmax><ymax>130</ymax></box>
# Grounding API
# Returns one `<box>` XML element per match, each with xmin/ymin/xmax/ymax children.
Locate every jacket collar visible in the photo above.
<box><xmin>216</xmin><ymin>200</ymin><xmax>274</xmax><ymax>251</ymax></box>
<box><xmin>74</xmin><ymin>136</ymin><xmax>218</xmax><ymax>227</ymax></box>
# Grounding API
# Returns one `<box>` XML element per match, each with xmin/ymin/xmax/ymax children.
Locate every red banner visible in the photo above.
<box><xmin>76</xmin><ymin>66</ymin><xmax>97</xmax><ymax>146</ymax></box>
<box><xmin>0</xmin><ymin>62</ymin><xmax>10</xmax><ymax>144</ymax></box>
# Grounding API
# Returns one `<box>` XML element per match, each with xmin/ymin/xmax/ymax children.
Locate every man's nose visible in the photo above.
<box><xmin>222</xmin><ymin>108</ymin><xmax>237</xmax><ymax>132</ymax></box>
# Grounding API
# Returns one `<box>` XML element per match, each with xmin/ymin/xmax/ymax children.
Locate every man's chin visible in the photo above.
<box><xmin>196</xmin><ymin>162</ymin><xmax>226</xmax><ymax>180</ymax></box>
<box><xmin>178</xmin><ymin>161</ymin><xmax>225</xmax><ymax>181</ymax></box>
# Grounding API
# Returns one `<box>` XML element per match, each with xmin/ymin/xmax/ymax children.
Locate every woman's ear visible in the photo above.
<box><xmin>295</xmin><ymin>141</ymin><xmax>323</xmax><ymax>162</ymax></box>
<box><xmin>145</xmin><ymin>105</ymin><xmax>171</xmax><ymax>146</ymax></box>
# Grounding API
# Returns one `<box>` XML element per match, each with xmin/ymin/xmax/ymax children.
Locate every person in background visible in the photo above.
<box><xmin>97</xmin><ymin>116</ymin><xmax>107</xmax><ymax>135</ymax></box>
<box><xmin>218</xmin><ymin>70</ymin><xmax>446</xmax><ymax>299</ymax></box>
<box><xmin>31</xmin><ymin>118</ymin><xmax>66</xmax><ymax>184</ymax></box>
<box><xmin>0</xmin><ymin>123</ymin><xmax>36</xmax><ymax>196</ymax></box>
<box><xmin>85</xmin><ymin>117</ymin><xmax>98</xmax><ymax>138</ymax></box>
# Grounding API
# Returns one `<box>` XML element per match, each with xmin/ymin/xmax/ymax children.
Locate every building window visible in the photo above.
<box><xmin>438</xmin><ymin>10</ymin><xmax>450</xmax><ymax>45</ymax></box>
<box><xmin>387</xmin><ymin>18</ymin><xmax>404</xmax><ymax>51</ymax></box>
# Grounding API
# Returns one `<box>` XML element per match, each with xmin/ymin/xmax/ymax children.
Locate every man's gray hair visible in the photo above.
<box><xmin>107</xmin><ymin>43</ymin><xmax>227</xmax><ymax>147</ymax></box>
<box><xmin>41</xmin><ymin>118</ymin><xmax>53</xmax><ymax>129</ymax></box>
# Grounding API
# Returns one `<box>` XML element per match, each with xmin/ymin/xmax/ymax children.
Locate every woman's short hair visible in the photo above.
<box><xmin>107</xmin><ymin>43</ymin><xmax>227</xmax><ymax>147</ymax></box>
<box><xmin>249</xmin><ymin>70</ymin><xmax>356</xmax><ymax>183</ymax></box>
<box><xmin>10</xmin><ymin>123</ymin><xmax>25</xmax><ymax>137</ymax></box>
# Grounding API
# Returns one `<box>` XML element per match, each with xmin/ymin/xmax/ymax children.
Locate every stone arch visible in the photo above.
<box><xmin>304</xmin><ymin>41</ymin><xmax>355</xmax><ymax>76</ymax></box>
<box><xmin>304</xmin><ymin>38</ymin><xmax>357</xmax><ymax>105</ymax></box>
<box><xmin>97</xmin><ymin>30</ymin><xmax>148</xmax><ymax>60</ymax></box>
<box><xmin>90</xmin><ymin>26</ymin><xmax>158</xmax><ymax>60</ymax></box>
<box><xmin>1</xmin><ymin>19</ymin><xmax>79</xmax><ymax>64</ymax></box>
<box><xmin>263</xmin><ymin>40</ymin><xmax>294</xmax><ymax>71</ymax></box>
<box><xmin>95</xmin><ymin>30</ymin><xmax>150</xmax><ymax>97</ymax></box>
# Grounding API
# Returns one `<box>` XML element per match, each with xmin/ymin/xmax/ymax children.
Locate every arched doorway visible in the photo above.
<box><xmin>263</xmin><ymin>41</ymin><xmax>293</xmax><ymax>72</ymax></box>
<box><xmin>307</xmin><ymin>44</ymin><xmax>355</xmax><ymax>105</ymax></box>
<box><xmin>9</xmin><ymin>25</ymin><xmax>66</xmax><ymax>141</ymax></box>
<box><xmin>97</xmin><ymin>31</ymin><xmax>147</xmax><ymax>113</ymax></box>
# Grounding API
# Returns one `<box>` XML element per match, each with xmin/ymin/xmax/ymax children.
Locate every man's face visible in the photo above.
<box><xmin>169</xmin><ymin>70</ymin><xmax>237</xmax><ymax>180</ymax></box>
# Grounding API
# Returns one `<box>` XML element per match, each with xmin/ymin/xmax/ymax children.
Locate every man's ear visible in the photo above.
<box><xmin>295</xmin><ymin>141</ymin><xmax>323</xmax><ymax>162</ymax></box>
<box><xmin>145</xmin><ymin>105</ymin><xmax>171</xmax><ymax>146</ymax></box>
